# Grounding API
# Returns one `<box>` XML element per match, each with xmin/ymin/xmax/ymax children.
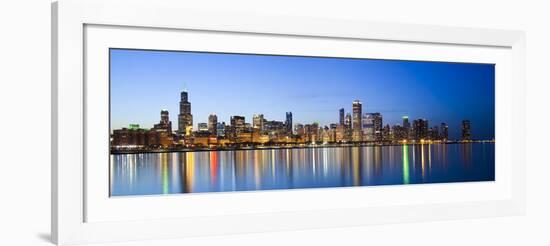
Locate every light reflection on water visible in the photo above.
<box><xmin>110</xmin><ymin>143</ymin><xmax>495</xmax><ymax>196</ymax></box>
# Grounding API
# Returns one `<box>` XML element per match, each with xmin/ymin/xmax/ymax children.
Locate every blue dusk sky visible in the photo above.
<box><xmin>110</xmin><ymin>49</ymin><xmax>495</xmax><ymax>140</ymax></box>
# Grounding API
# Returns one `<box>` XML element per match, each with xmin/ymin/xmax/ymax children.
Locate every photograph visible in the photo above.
<box><xmin>109</xmin><ymin>48</ymin><xmax>495</xmax><ymax>196</ymax></box>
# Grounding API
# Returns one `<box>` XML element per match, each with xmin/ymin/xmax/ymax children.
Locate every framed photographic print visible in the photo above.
<box><xmin>108</xmin><ymin>48</ymin><xmax>496</xmax><ymax>196</ymax></box>
<box><xmin>52</xmin><ymin>0</ymin><xmax>526</xmax><ymax>245</ymax></box>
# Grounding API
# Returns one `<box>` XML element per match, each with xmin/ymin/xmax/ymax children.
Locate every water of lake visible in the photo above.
<box><xmin>110</xmin><ymin>143</ymin><xmax>495</xmax><ymax>196</ymax></box>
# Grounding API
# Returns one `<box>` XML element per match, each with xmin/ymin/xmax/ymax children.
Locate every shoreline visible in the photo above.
<box><xmin>110</xmin><ymin>140</ymin><xmax>495</xmax><ymax>155</ymax></box>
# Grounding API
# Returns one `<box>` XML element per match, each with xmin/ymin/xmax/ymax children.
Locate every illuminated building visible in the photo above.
<box><xmin>344</xmin><ymin>113</ymin><xmax>352</xmax><ymax>128</ymax></box>
<box><xmin>244</xmin><ymin>123</ymin><xmax>252</xmax><ymax>132</ymax></box>
<box><xmin>285</xmin><ymin>112</ymin><xmax>293</xmax><ymax>135</ymax></box>
<box><xmin>322</xmin><ymin>126</ymin><xmax>331</xmax><ymax>143</ymax></box>
<box><xmin>329</xmin><ymin>124</ymin><xmax>337</xmax><ymax>142</ymax></box>
<box><xmin>362</xmin><ymin>113</ymin><xmax>382</xmax><ymax>142</ymax></box>
<box><xmin>362</xmin><ymin>113</ymin><xmax>374</xmax><ymax>141</ymax></box>
<box><xmin>177</xmin><ymin>90</ymin><xmax>193</xmax><ymax>136</ymax></box>
<box><xmin>156</xmin><ymin>130</ymin><xmax>174</xmax><ymax>147</ymax></box>
<box><xmin>216</xmin><ymin>122</ymin><xmax>226</xmax><ymax>137</ymax></box>
<box><xmin>264</xmin><ymin>120</ymin><xmax>285</xmax><ymax>137</ymax></box>
<box><xmin>462</xmin><ymin>120</ymin><xmax>471</xmax><ymax>141</ymax></box>
<box><xmin>344</xmin><ymin>113</ymin><xmax>352</xmax><ymax>140</ymax></box>
<box><xmin>336</xmin><ymin>124</ymin><xmax>346</xmax><ymax>142</ymax></box>
<box><xmin>151</xmin><ymin>110</ymin><xmax>175</xmax><ymax>147</ymax></box>
<box><xmin>294</xmin><ymin>123</ymin><xmax>304</xmax><ymax>136</ymax></box>
<box><xmin>193</xmin><ymin>132</ymin><xmax>218</xmax><ymax>147</ymax></box>
<box><xmin>253</xmin><ymin>114</ymin><xmax>264</xmax><ymax>131</ymax></box>
<box><xmin>303</xmin><ymin>124</ymin><xmax>311</xmax><ymax>141</ymax></box>
<box><xmin>251</xmin><ymin>128</ymin><xmax>261</xmax><ymax>142</ymax></box>
<box><xmin>236</xmin><ymin>132</ymin><xmax>253</xmax><ymax>143</ymax></box>
<box><xmin>412</xmin><ymin>119</ymin><xmax>429</xmax><ymax>140</ymax></box>
<box><xmin>402</xmin><ymin>116</ymin><xmax>410</xmax><ymax>129</ymax></box>
<box><xmin>111</xmin><ymin>124</ymin><xmax>147</xmax><ymax>148</ymax></box>
<box><xmin>208</xmin><ymin>114</ymin><xmax>217</xmax><ymax>135</ymax></box>
<box><xmin>198</xmin><ymin>123</ymin><xmax>208</xmax><ymax>132</ymax></box>
<box><xmin>382</xmin><ymin>124</ymin><xmax>391</xmax><ymax>141</ymax></box>
<box><xmin>153</xmin><ymin>109</ymin><xmax>172</xmax><ymax>133</ymax></box>
<box><xmin>373</xmin><ymin>113</ymin><xmax>383</xmax><ymax>141</ymax></box>
<box><xmin>402</xmin><ymin>116</ymin><xmax>410</xmax><ymax>140</ymax></box>
<box><xmin>440</xmin><ymin>123</ymin><xmax>449</xmax><ymax>141</ymax></box>
<box><xmin>111</xmin><ymin>110</ymin><xmax>174</xmax><ymax>150</ymax></box>
<box><xmin>352</xmin><ymin>100</ymin><xmax>363</xmax><ymax>141</ymax></box>
<box><xmin>230</xmin><ymin>115</ymin><xmax>245</xmax><ymax>137</ymax></box>
<box><xmin>144</xmin><ymin>130</ymin><xmax>158</xmax><ymax>146</ymax></box>
<box><xmin>339</xmin><ymin>108</ymin><xmax>345</xmax><ymax>125</ymax></box>
<box><xmin>392</xmin><ymin>125</ymin><xmax>406</xmax><ymax>141</ymax></box>
<box><xmin>310</xmin><ymin>122</ymin><xmax>320</xmax><ymax>142</ymax></box>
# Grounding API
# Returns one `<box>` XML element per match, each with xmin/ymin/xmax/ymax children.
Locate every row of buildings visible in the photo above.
<box><xmin>111</xmin><ymin>91</ymin><xmax>474</xmax><ymax>151</ymax></box>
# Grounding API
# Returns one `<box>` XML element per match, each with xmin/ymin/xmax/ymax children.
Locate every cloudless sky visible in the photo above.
<box><xmin>110</xmin><ymin>49</ymin><xmax>495</xmax><ymax>140</ymax></box>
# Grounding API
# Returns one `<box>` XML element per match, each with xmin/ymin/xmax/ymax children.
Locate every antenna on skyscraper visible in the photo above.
<box><xmin>182</xmin><ymin>81</ymin><xmax>188</xmax><ymax>92</ymax></box>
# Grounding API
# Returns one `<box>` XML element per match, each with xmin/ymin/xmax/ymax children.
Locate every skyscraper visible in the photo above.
<box><xmin>216</xmin><ymin>122</ymin><xmax>226</xmax><ymax>137</ymax></box>
<box><xmin>372</xmin><ymin>113</ymin><xmax>383</xmax><ymax>141</ymax></box>
<box><xmin>352</xmin><ymin>100</ymin><xmax>362</xmax><ymax>131</ymax></box>
<box><xmin>462</xmin><ymin>120</ymin><xmax>471</xmax><ymax>141</ymax></box>
<box><xmin>177</xmin><ymin>90</ymin><xmax>193</xmax><ymax>136</ymax></box>
<box><xmin>285</xmin><ymin>112</ymin><xmax>293</xmax><ymax>135</ymax></box>
<box><xmin>253</xmin><ymin>114</ymin><xmax>264</xmax><ymax>131</ymax></box>
<box><xmin>339</xmin><ymin>108</ymin><xmax>345</xmax><ymax>125</ymax></box>
<box><xmin>160</xmin><ymin>109</ymin><xmax>169</xmax><ymax>125</ymax></box>
<box><xmin>208</xmin><ymin>114</ymin><xmax>218</xmax><ymax>135</ymax></box>
<box><xmin>344</xmin><ymin>113</ymin><xmax>352</xmax><ymax>128</ymax></box>
<box><xmin>412</xmin><ymin>119</ymin><xmax>429</xmax><ymax>140</ymax></box>
<box><xmin>402</xmin><ymin>116</ymin><xmax>410</xmax><ymax>129</ymax></box>
<box><xmin>230</xmin><ymin>116</ymin><xmax>245</xmax><ymax>134</ymax></box>
<box><xmin>440</xmin><ymin>123</ymin><xmax>449</xmax><ymax>141</ymax></box>
<box><xmin>402</xmin><ymin>116</ymin><xmax>410</xmax><ymax>140</ymax></box>
<box><xmin>352</xmin><ymin>100</ymin><xmax>363</xmax><ymax>141</ymax></box>
<box><xmin>431</xmin><ymin>126</ymin><xmax>440</xmax><ymax>140</ymax></box>
<box><xmin>362</xmin><ymin>113</ymin><xmax>375</xmax><ymax>141</ymax></box>
<box><xmin>153</xmin><ymin>109</ymin><xmax>172</xmax><ymax>133</ymax></box>
<box><xmin>344</xmin><ymin>113</ymin><xmax>352</xmax><ymax>141</ymax></box>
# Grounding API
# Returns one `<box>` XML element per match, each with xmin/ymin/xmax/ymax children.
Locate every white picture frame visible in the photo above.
<box><xmin>52</xmin><ymin>0</ymin><xmax>526</xmax><ymax>245</ymax></box>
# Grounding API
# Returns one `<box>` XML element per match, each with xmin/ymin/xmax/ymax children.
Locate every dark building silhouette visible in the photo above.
<box><xmin>339</xmin><ymin>108</ymin><xmax>345</xmax><ymax>125</ymax></box>
<box><xmin>413</xmin><ymin>119</ymin><xmax>429</xmax><ymax>140</ymax></box>
<box><xmin>285</xmin><ymin>112</ymin><xmax>293</xmax><ymax>135</ymax></box>
<box><xmin>430</xmin><ymin>126</ymin><xmax>440</xmax><ymax>140</ymax></box>
<box><xmin>402</xmin><ymin>116</ymin><xmax>410</xmax><ymax>129</ymax></box>
<box><xmin>462</xmin><ymin>120</ymin><xmax>471</xmax><ymax>141</ymax></box>
<box><xmin>440</xmin><ymin>123</ymin><xmax>449</xmax><ymax>141</ymax></box>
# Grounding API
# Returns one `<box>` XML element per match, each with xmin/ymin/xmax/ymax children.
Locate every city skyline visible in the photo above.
<box><xmin>110</xmin><ymin>49</ymin><xmax>495</xmax><ymax>140</ymax></box>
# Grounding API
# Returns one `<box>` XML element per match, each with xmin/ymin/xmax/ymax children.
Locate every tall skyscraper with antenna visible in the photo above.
<box><xmin>178</xmin><ymin>90</ymin><xmax>193</xmax><ymax>136</ymax></box>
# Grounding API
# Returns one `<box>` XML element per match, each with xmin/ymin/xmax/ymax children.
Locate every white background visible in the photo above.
<box><xmin>0</xmin><ymin>0</ymin><xmax>547</xmax><ymax>245</ymax></box>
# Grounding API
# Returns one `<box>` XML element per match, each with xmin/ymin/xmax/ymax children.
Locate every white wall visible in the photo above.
<box><xmin>0</xmin><ymin>0</ymin><xmax>548</xmax><ymax>245</ymax></box>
